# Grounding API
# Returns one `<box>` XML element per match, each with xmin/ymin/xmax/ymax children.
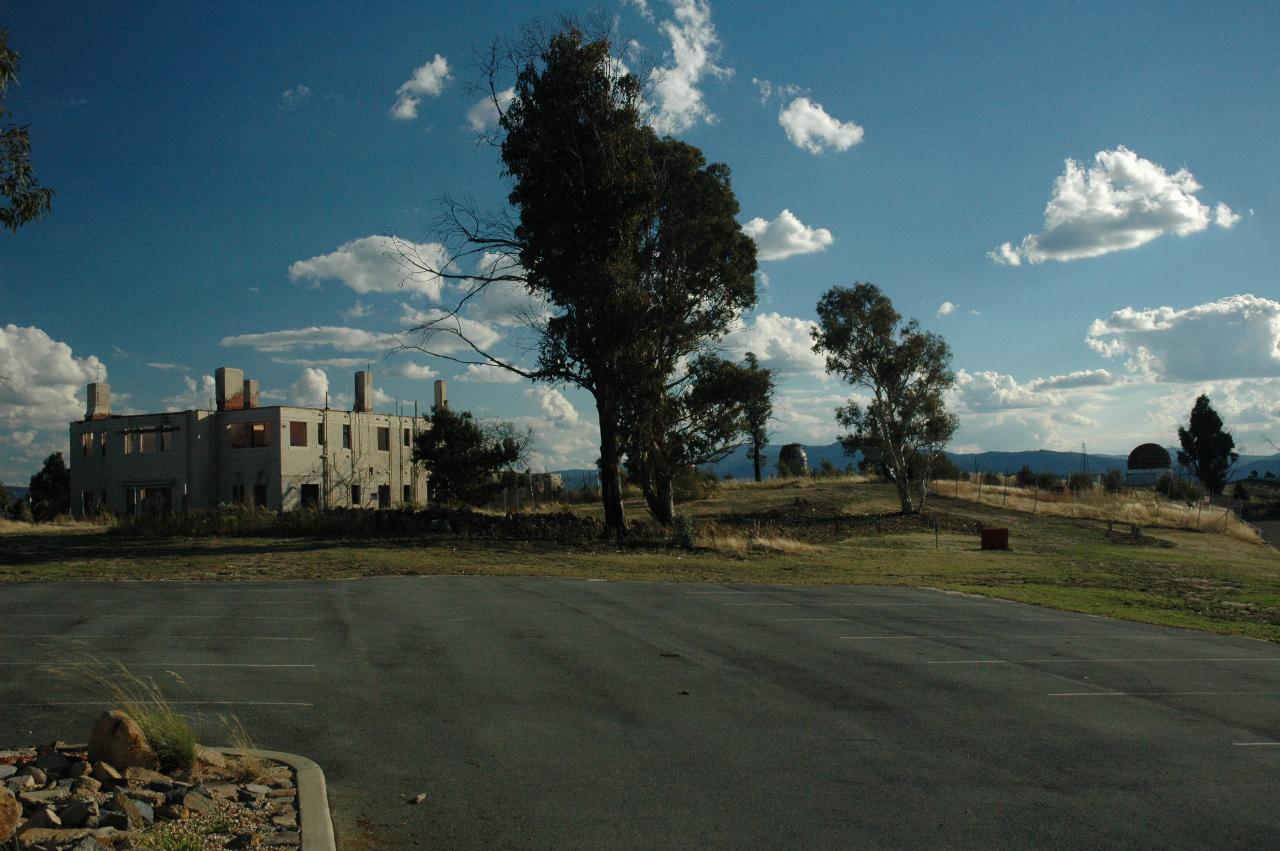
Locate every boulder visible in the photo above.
<box><xmin>87</xmin><ymin>712</ymin><xmax>159</xmax><ymax>771</ymax></box>
<box><xmin>71</xmin><ymin>777</ymin><xmax>102</xmax><ymax>796</ymax></box>
<box><xmin>0</xmin><ymin>789</ymin><xmax>20</xmax><ymax>842</ymax></box>
<box><xmin>122</xmin><ymin>766</ymin><xmax>169</xmax><ymax>788</ymax></box>
<box><xmin>110</xmin><ymin>790</ymin><xmax>147</xmax><ymax>831</ymax></box>
<box><xmin>0</xmin><ymin>766</ymin><xmax>16</xmax><ymax>780</ymax></box>
<box><xmin>68</xmin><ymin>762</ymin><xmax>92</xmax><ymax>779</ymax></box>
<box><xmin>195</xmin><ymin>746</ymin><xmax>229</xmax><ymax>769</ymax></box>
<box><xmin>60</xmin><ymin>796</ymin><xmax>100</xmax><ymax>829</ymax></box>
<box><xmin>90</xmin><ymin>762</ymin><xmax>121</xmax><ymax>785</ymax></box>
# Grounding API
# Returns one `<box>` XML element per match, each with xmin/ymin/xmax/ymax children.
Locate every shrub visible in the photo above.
<box><xmin>1155</xmin><ymin>472</ymin><xmax>1203</xmax><ymax>503</ymax></box>
<box><xmin>1233</xmin><ymin>482</ymin><xmax>1250</xmax><ymax>502</ymax></box>
<box><xmin>1068</xmin><ymin>472</ymin><xmax>1095</xmax><ymax>493</ymax></box>
<box><xmin>1102</xmin><ymin>468</ymin><xmax>1125</xmax><ymax>494</ymax></box>
<box><xmin>981</xmin><ymin>472</ymin><xmax>1001</xmax><ymax>486</ymax></box>
<box><xmin>1015</xmin><ymin>465</ymin><xmax>1036</xmax><ymax>488</ymax></box>
<box><xmin>673</xmin><ymin>467</ymin><xmax>720</xmax><ymax>501</ymax></box>
<box><xmin>670</xmin><ymin>514</ymin><xmax>696</xmax><ymax>548</ymax></box>
<box><xmin>1035</xmin><ymin>471</ymin><xmax>1060</xmax><ymax>491</ymax></box>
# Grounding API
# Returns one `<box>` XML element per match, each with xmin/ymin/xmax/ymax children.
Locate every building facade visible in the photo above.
<box><xmin>69</xmin><ymin>367</ymin><xmax>435</xmax><ymax>517</ymax></box>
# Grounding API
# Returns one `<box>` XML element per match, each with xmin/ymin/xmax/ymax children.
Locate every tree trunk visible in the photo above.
<box><xmin>752</xmin><ymin>440</ymin><xmax>762</xmax><ymax>482</ymax></box>
<box><xmin>596</xmin><ymin>395</ymin><xmax>627</xmax><ymax>533</ymax></box>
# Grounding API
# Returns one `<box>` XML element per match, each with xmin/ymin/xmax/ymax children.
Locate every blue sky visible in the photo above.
<box><xmin>2</xmin><ymin>0</ymin><xmax>1279</xmax><ymax>481</ymax></box>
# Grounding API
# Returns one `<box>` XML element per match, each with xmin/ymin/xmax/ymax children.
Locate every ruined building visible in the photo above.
<box><xmin>68</xmin><ymin>368</ymin><xmax>444</xmax><ymax>517</ymax></box>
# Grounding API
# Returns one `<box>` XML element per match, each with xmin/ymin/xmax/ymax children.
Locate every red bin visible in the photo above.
<box><xmin>980</xmin><ymin>528</ymin><xmax>1010</xmax><ymax>550</ymax></box>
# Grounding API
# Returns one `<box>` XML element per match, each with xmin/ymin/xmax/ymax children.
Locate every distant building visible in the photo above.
<box><xmin>68</xmin><ymin>367</ymin><xmax>439</xmax><ymax>517</ymax></box>
<box><xmin>1125</xmin><ymin>443</ymin><xmax>1173</xmax><ymax>487</ymax></box>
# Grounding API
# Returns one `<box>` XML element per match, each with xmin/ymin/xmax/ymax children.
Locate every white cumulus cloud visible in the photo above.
<box><xmin>289</xmin><ymin>368</ymin><xmax>330</xmax><ymax>407</ymax></box>
<box><xmin>391</xmin><ymin>54</ymin><xmax>450</xmax><ymax>120</ymax></box>
<box><xmin>220</xmin><ymin>326</ymin><xmax>398</xmax><ymax>353</ymax></box>
<box><xmin>741</xmin><ymin>210</ymin><xmax>833</xmax><ymax>261</ymax></box>
<box><xmin>648</xmin><ymin>0</ymin><xmax>730</xmax><ymax>135</ymax></box>
<box><xmin>280</xmin><ymin>84</ymin><xmax>311</xmax><ymax>110</ymax></box>
<box><xmin>937</xmin><ymin>301</ymin><xmax>957</xmax><ymax>317</ymax></box>
<box><xmin>777</xmin><ymin>96</ymin><xmax>864</xmax><ymax>154</ymax></box>
<box><xmin>722</xmin><ymin>312</ymin><xmax>825</xmax><ymax>377</ymax></box>
<box><xmin>1086</xmin><ymin>294</ymin><xmax>1280</xmax><ymax>381</ymax></box>
<box><xmin>990</xmin><ymin>146</ymin><xmax>1239</xmax><ymax>265</ymax></box>
<box><xmin>289</xmin><ymin>236</ymin><xmax>447</xmax><ymax>300</ymax></box>
<box><xmin>389</xmin><ymin>362</ymin><xmax>437</xmax><ymax>380</ymax></box>
<box><xmin>0</xmin><ymin>324</ymin><xmax>104</xmax><ymax>431</ymax></box>
<box><xmin>457</xmin><ymin>364</ymin><xmax>524</xmax><ymax>384</ymax></box>
<box><xmin>466</xmin><ymin>87</ymin><xmax>515</xmax><ymax>133</ymax></box>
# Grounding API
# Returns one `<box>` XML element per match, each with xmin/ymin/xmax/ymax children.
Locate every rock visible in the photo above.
<box><xmin>87</xmin><ymin>711</ymin><xmax>159</xmax><ymax>771</ymax></box>
<box><xmin>60</xmin><ymin>797</ymin><xmax>100</xmax><ymax>829</ymax></box>
<box><xmin>157</xmin><ymin>803</ymin><xmax>189</xmax><ymax>821</ymax></box>
<box><xmin>21</xmin><ymin>806</ymin><xmax>61</xmax><ymax>829</ymax></box>
<box><xmin>71</xmin><ymin>777</ymin><xmax>101</xmax><ymax>796</ymax></box>
<box><xmin>68</xmin><ymin>762</ymin><xmax>92</xmax><ymax>780</ymax></box>
<box><xmin>262</xmin><ymin>831</ymin><xmax>301</xmax><ymax>847</ymax></box>
<box><xmin>195</xmin><ymin>746</ymin><xmax>229</xmax><ymax>769</ymax></box>
<box><xmin>5</xmin><ymin>774</ymin><xmax>36</xmax><ymax>792</ymax></box>
<box><xmin>123</xmin><ymin>766</ymin><xmax>170</xmax><ymax>788</ymax></box>
<box><xmin>68</xmin><ymin>837</ymin><xmax>112</xmax><ymax>851</ymax></box>
<box><xmin>0</xmin><ymin>789</ymin><xmax>20</xmax><ymax>842</ymax></box>
<box><xmin>267</xmin><ymin>788</ymin><xmax>296</xmax><ymax>799</ymax></box>
<box><xmin>181</xmin><ymin>791</ymin><xmax>214</xmax><ymax>816</ymax></box>
<box><xmin>0</xmin><ymin>766</ymin><xmax>16</xmax><ymax>780</ymax></box>
<box><xmin>18</xmin><ymin>788</ymin><xmax>69</xmax><ymax>806</ymax></box>
<box><xmin>203</xmin><ymin>782</ymin><xmax>238</xmax><ymax>799</ymax></box>
<box><xmin>13</xmin><ymin>827</ymin><xmax>92</xmax><ymax>849</ymax></box>
<box><xmin>270</xmin><ymin>812</ymin><xmax>298</xmax><ymax>829</ymax></box>
<box><xmin>240</xmin><ymin>783</ymin><xmax>271</xmax><ymax>800</ymax></box>
<box><xmin>410</xmin><ymin>792</ymin><xmax>427</xmax><ymax>805</ymax></box>
<box><xmin>129</xmin><ymin>788</ymin><xmax>165</xmax><ymax>807</ymax></box>
<box><xmin>18</xmin><ymin>767</ymin><xmax>47</xmax><ymax>786</ymax></box>
<box><xmin>31</xmin><ymin>754</ymin><xmax>70</xmax><ymax>777</ymax></box>
<box><xmin>110</xmin><ymin>790</ymin><xmax>147</xmax><ymax>831</ymax></box>
<box><xmin>90</xmin><ymin>762</ymin><xmax>121</xmax><ymax>785</ymax></box>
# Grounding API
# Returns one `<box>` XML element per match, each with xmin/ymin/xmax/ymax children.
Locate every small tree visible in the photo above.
<box><xmin>740</xmin><ymin>352</ymin><xmax>775</xmax><ymax>482</ymax></box>
<box><xmin>1101</xmin><ymin>468</ymin><xmax>1125</xmax><ymax>494</ymax></box>
<box><xmin>1233</xmin><ymin>482</ymin><xmax>1250</xmax><ymax>502</ymax></box>
<box><xmin>413</xmin><ymin>407</ymin><xmax>532</xmax><ymax>506</ymax></box>
<box><xmin>1015</xmin><ymin>465</ymin><xmax>1036</xmax><ymax>488</ymax></box>
<box><xmin>28</xmin><ymin>451</ymin><xmax>70</xmax><ymax>521</ymax></box>
<box><xmin>0</xmin><ymin>480</ymin><xmax>9</xmax><ymax>515</ymax></box>
<box><xmin>1</xmin><ymin>31</ymin><xmax>54</xmax><ymax>232</ymax></box>
<box><xmin>10</xmin><ymin>498</ymin><xmax>32</xmax><ymax>522</ymax></box>
<box><xmin>1177</xmin><ymin>395</ymin><xmax>1237</xmax><ymax>496</ymax></box>
<box><xmin>813</xmin><ymin>283</ymin><xmax>958</xmax><ymax>514</ymax></box>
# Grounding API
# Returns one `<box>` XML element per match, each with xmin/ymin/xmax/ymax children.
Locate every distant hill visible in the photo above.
<box><xmin>553</xmin><ymin>446</ymin><xmax>1280</xmax><ymax>484</ymax></box>
<box><xmin>2</xmin><ymin>485</ymin><xmax>30</xmax><ymax>503</ymax></box>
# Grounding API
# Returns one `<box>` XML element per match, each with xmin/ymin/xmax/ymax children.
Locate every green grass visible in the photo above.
<box><xmin>4</xmin><ymin>479</ymin><xmax>1277</xmax><ymax>640</ymax></box>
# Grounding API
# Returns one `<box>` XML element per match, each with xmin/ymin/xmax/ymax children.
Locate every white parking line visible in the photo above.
<box><xmin>931</xmin><ymin>657</ymin><xmax>1280</xmax><ymax>665</ymax></box>
<box><xmin>722</xmin><ymin>602</ymin><xmax>798</xmax><ymax>607</ymax></box>
<box><xmin>3</xmin><ymin>662</ymin><xmax>315</xmax><ymax>668</ymax></box>
<box><xmin>0</xmin><ymin>700</ymin><xmax>315</xmax><ymax>707</ymax></box>
<box><xmin>776</xmin><ymin>618</ymin><xmax>851</xmax><ymax>622</ymax></box>
<box><xmin>1050</xmin><ymin>691</ymin><xmax>1280</xmax><ymax>697</ymax></box>
<box><xmin>841</xmin><ymin>634</ymin><xmax>1224</xmax><ymax>641</ymax></box>
<box><xmin>5</xmin><ymin>635</ymin><xmax>313</xmax><ymax>641</ymax></box>
<box><xmin>0</xmin><ymin>615</ymin><xmax>318</xmax><ymax>620</ymax></box>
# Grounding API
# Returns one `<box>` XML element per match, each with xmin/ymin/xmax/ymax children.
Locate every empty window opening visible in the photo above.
<box><xmin>253</xmin><ymin>484</ymin><xmax>267</xmax><ymax>508</ymax></box>
<box><xmin>300</xmin><ymin>483</ymin><xmax>320</xmax><ymax>509</ymax></box>
<box><xmin>342</xmin><ymin>424</ymin><xmax>351</xmax><ymax>449</ymax></box>
<box><xmin>403</xmin><ymin>428</ymin><xmax>411</xmax><ymax>447</ymax></box>
<box><xmin>290</xmin><ymin>421</ymin><xmax>308</xmax><ymax>447</ymax></box>
<box><xmin>351</xmin><ymin>484</ymin><xmax>361</xmax><ymax>505</ymax></box>
<box><xmin>403</xmin><ymin>484</ymin><xmax>413</xmax><ymax>503</ymax></box>
<box><xmin>232</xmin><ymin>484</ymin><xmax>247</xmax><ymax>505</ymax></box>
<box><xmin>377</xmin><ymin>427</ymin><xmax>390</xmax><ymax>452</ymax></box>
<box><xmin>81</xmin><ymin>433</ymin><xmax>92</xmax><ymax>458</ymax></box>
<box><xmin>377</xmin><ymin>484</ymin><xmax>391</xmax><ymax>508</ymax></box>
<box><xmin>229</xmin><ymin>422</ymin><xmax>271</xmax><ymax>449</ymax></box>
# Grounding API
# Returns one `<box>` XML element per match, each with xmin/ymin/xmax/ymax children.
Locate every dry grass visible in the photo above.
<box><xmin>0</xmin><ymin>517</ymin><xmax>106</xmax><ymax>535</ymax></box>
<box><xmin>941</xmin><ymin>479</ymin><xmax>1262</xmax><ymax>544</ymax></box>
<box><xmin>218</xmin><ymin>714</ymin><xmax>271</xmax><ymax>783</ymax></box>
<box><xmin>44</xmin><ymin>656</ymin><xmax>199</xmax><ymax>771</ymax></box>
<box><xmin>697</xmin><ymin>521</ymin><xmax>821</xmax><ymax>555</ymax></box>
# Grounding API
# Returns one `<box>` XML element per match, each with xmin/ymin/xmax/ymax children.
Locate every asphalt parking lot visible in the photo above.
<box><xmin>2</xmin><ymin>576</ymin><xmax>1278</xmax><ymax>848</ymax></box>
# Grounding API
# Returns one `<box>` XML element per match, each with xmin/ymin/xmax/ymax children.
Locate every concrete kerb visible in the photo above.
<box><xmin>217</xmin><ymin>747</ymin><xmax>336</xmax><ymax>851</ymax></box>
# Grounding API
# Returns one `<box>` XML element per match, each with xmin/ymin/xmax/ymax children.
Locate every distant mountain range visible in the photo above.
<box><xmin>2</xmin><ymin>485</ymin><xmax>30</xmax><ymax>503</ymax></box>
<box><xmin>553</xmin><ymin>444</ymin><xmax>1280</xmax><ymax>483</ymax></box>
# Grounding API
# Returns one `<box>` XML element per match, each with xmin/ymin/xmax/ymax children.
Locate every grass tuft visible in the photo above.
<box><xmin>44</xmin><ymin>656</ymin><xmax>198</xmax><ymax>772</ymax></box>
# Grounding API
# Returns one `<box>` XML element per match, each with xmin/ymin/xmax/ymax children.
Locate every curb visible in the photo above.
<box><xmin>216</xmin><ymin>748</ymin><xmax>336</xmax><ymax>851</ymax></box>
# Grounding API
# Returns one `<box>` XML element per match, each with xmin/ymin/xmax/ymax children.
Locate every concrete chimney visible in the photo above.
<box><xmin>243</xmin><ymin>379</ymin><xmax>259</xmax><ymax>410</ymax></box>
<box><xmin>86</xmin><ymin>382</ymin><xmax>111</xmax><ymax>420</ymax></box>
<box><xmin>215</xmin><ymin>367</ymin><xmax>245</xmax><ymax>411</ymax></box>
<box><xmin>354</xmin><ymin>370</ymin><xmax>373</xmax><ymax>413</ymax></box>
<box><xmin>433</xmin><ymin>379</ymin><xmax>447</xmax><ymax>411</ymax></box>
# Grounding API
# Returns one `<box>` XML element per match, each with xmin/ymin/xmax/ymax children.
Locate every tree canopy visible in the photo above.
<box><xmin>28</xmin><ymin>451</ymin><xmax>69</xmax><ymax>521</ymax></box>
<box><xmin>1176</xmin><ymin>394</ymin><xmax>1237</xmax><ymax>496</ymax></box>
<box><xmin>813</xmin><ymin>283</ymin><xmax>957</xmax><ymax>514</ymax></box>
<box><xmin>413</xmin><ymin>406</ymin><xmax>531</xmax><ymax>506</ymax></box>
<box><xmin>740</xmin><ymin>352</ymin><xmax>775</xmax><ymax>483</ymax></box>
<box><xmin>1</xmin><ymin>31</ymin><xmax>53</xmax><ymax>232</ymax></box>
<box><xmin>399</xmin><ymin>24</ymin><xmax>756</xmax><ymax>532</ymax></box>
